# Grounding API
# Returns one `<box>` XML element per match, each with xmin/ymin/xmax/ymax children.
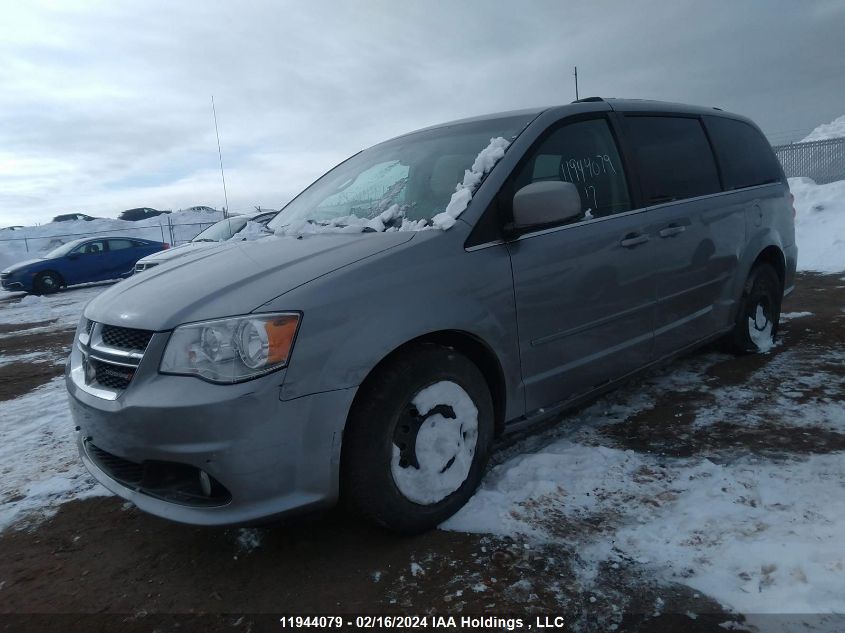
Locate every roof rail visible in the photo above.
<box><xmin>571</xmin><ymin>96</ymin><xmax>605</xmax><ymax>103</ymax></box>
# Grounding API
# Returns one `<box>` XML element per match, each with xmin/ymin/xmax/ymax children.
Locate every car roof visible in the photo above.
<box><xmin>382</xmin><ymin>98</ymin><xmax>751</xmax><ymax>144</ymax></box>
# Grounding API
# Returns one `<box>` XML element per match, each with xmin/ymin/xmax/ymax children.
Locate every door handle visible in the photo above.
<box><xmin>658</xmin><ymin>225</ymin><xmax>686</xmax><ymax>238</ymax></box>
<box><xmin>620</xmin><ymin>233</ymin><xmax>650</xmax><ymax>248</ymax></box>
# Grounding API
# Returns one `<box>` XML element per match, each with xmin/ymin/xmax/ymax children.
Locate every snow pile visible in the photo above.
<box><xmin>0</xmin><ymin>378</ymin><xmax>108</xmax><ymax>531</ymax></box>
<box><xmin>432</xmin><ymin>137</ymin><xmax>510</xmax><ymax>230</ymax></box>
<box><xmin>801</xmin><ymin>114</ymin><xmax>845</xmax><ymax>142</ymax></box>
<box><xmin>789</xmin><ymin>177</ymin><xmax>845</xmax><ymax>272</ymax></box>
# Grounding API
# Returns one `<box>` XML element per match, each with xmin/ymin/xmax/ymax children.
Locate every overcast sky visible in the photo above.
<box><xmin>1</xmin><ymin>0</ymin><xmax>843</xmax><ymax>226</ymax></box>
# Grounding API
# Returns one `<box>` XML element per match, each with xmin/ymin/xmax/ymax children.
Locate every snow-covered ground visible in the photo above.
<box><xmin>0</xmin><ymin>377</ymin><xmax>108</xmax><ymax>531</ymax></box>
<box><xmin>443</xmin><ymin>333</ymin><xmax>845</xmax><ymax>616</ymax></box>
<box><xmin>0</xmin><ymin>286</ymin><xmax>112</xmax><ymax>531</ymax></box>
<box><xmin>0</xmin><ymin>284</ymin><xmax>106</xmax><ymax>327</ymax></box>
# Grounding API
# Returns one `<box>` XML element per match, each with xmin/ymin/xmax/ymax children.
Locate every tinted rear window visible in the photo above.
<box><xmin>624</xmin><ymin>116</ymin><xmax>721</xmax><ymax>205</ymax></box>
<box><xmin>705</xmin><ymin>116</ymin><xmax>783</xmax><ymax>190</ymax></box>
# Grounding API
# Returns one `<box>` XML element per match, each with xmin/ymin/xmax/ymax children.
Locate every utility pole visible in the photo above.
<box><xmin>574</xmin><ymin>66</ymin><xmax>579</xmax><ymax>101</ymax></box>
<box><xmin>211</xmin><ymin>96</ymin><xmax>230</xmax><ymax>219</ymax></box>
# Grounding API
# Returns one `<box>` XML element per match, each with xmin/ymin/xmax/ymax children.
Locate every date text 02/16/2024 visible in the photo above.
<box><xmin>278</xmin><ymin>615</ymin><xmax>568</xmax><ymax>630</ymax></box>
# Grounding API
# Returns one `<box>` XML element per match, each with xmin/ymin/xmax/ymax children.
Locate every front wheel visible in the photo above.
<box><xmin>341</xmin><ymin>344</ymin><xmax>494</xmax><ymax>533</ymax></box>
<box><xmin>724</xmin><ymin>262</ymin><xmax>782</xmax><ymax>354</ymax></box>
<box><xmin>34</xmin><ymin>271</ymin><xmax>62</xmax><ymax>295</ymax></box>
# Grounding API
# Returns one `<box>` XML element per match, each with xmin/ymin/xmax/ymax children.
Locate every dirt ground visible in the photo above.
<box><xmin>0</xmin><ymin>273</ymin><xmax>843</xmax><ymax>633</ymax></box>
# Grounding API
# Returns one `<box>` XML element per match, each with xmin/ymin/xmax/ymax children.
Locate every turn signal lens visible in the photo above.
<box><xmin>265</xmin><ymin>315</ymin><xmax>299</xmax><ymax>365</ymax></box>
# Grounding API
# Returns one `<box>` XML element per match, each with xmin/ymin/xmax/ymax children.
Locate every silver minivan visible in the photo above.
<box><xmin>66</xmin><ymin>99</ymin><xmax>796</xmax><ymax>532</ymax></box>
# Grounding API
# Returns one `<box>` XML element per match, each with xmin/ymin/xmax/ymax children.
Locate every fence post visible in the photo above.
<box><xmin>23</xmin><ymin>236</ymin><xmax>29</xmax><ymax>253</ymax></box>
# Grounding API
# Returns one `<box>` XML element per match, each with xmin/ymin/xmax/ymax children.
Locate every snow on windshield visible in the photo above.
<box><xmin>271</xmin><ymin>135</ymin><xmax>512</xmax><ymax>237</ymax></box>
<box><xmin>432</xmin><ymin>136</ymin><xmax>510</xmax><ymax>230</ymax></box>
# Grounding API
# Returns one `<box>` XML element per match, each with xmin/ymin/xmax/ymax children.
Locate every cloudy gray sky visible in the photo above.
<box><xmin>1</xmin><ymin>0</ymin><xmax>843</xmax><ymax>226</ymax></box>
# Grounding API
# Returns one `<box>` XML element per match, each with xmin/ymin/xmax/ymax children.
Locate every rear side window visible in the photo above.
<box><xmin>624</xmin><ymin>116</ymin><xmax>721</xmax><ymax>205</ymax></box>
<box><xmin>704</xmin><ymin>116</ymin><xmax>782</xmax><ymax>190</ymax></box>
<box><xmin>108</xmin><ymin>239</ymin><xmax>135</xmax><ymax>251</ymax></box>
<box><xmin>513</xmin><ymin>118</ymin><xmax>631</xmax><ymax>218</ymax></box>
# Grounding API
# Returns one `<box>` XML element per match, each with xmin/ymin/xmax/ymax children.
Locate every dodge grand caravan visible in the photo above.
<box><xmin>66</xmin><ymin>98</ymin><xmax>796</xmax><ymax>532</ymax></box>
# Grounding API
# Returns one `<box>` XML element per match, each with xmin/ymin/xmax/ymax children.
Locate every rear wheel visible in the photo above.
<box><xmin>341</xmin><ymin>343</ymin><xmax>494</xmax><ymax>533</ymax></box>
<box><xmin>724</xmin><ymin>263</ymin><xmax>782</xmax><ymax>354</ymax></box>
<box><xmin>34</xmin><ymin>271</ymin><xmax>62</xmax><ymax>295</ymax></box>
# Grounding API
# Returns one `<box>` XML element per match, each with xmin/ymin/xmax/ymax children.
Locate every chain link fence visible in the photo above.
<box><xmin>0</xmin><ymin>218</ymin><xmax>219</xmax><ymax>255</ymax></box>
<box><xmin>773</xmin><ymin>137</ymin><xmax>845</xmax><ymax>184</ymax></box>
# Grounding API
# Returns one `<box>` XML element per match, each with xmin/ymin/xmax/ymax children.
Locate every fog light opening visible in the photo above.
<box><xmin>199</xmin><ymin>470</ymin><xmax>212</xmax><ymax>497</ymax></box>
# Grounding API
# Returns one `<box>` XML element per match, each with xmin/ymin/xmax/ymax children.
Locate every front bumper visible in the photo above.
<box><xmin>1</xmin><ymin>277</ymin><xmax>26</xmax><ymax>291</ymax></box>
<box><xmin>66</xmin><ymin>351</ymin><xmax>357</xmax><ymax>526</ymax></box>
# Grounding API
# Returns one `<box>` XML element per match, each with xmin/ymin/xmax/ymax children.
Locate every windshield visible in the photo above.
<box><xmin>268</xmin><ymin>114</ymin><xmax>533</xmax><ymax>233</ymax></box>
<box><xmin>192</xmin><ymin>217</ymin><xmax>249</xmax><ymax>242</ymax></box>
<box><xmin>44</xmin><ymin>238</ymin><xmax>87</xmax><ymax>258</ymax></box>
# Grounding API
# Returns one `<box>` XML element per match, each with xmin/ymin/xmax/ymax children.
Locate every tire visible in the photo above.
<box><xmin>724</xmin><ymin>262</ymin><xmax>782</xmax><ymax>354</ymax></box>
<box><xmin>341</xmin><ymin>343</ymin><xmax>495</xmax><ymax>533</ymax></box>
<box><xmin>34</xmin><ymin>271</ymin><xmax>62</xmax><ymax>295</ymax></box>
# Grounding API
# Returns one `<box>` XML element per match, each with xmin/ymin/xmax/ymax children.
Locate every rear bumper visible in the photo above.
<box><xmin>66</xmin><ymin>359</ymin><xmax>357</xmax><ymax>526</ymax></box>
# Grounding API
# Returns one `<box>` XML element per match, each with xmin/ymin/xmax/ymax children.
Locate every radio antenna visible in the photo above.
<box><xmin>211</xmin><ymin>96</ymin><xmax>230</xmax><ymax>219</ymax></box>
<box><xmin>574</xmin><ymin>66</ymin><xmax>579</xmax><ymax>101</ymax></box>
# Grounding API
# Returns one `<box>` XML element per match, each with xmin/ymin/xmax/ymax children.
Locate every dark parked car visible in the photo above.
<box><xmin>1</xmin><ymin>237</ymin><xmax>168</xmax><ymax>294</ymax></box>
<box><xmin>119</xmin><ymin>208</ymin><xmax>171</xmax><ymax>221</ymax></box>
<box><xmin>52</xmin><ymin>213</ymin><xmax>98</xmax><ymax>223</ymax></box>
<box><xmin>182</xmin><ymin>206</ymin><xmax>219</xmax><ymax>214</ymax></box>
<box><xmin>67</xmin><ymin>99</ymin><xmax>795</xmax><ymax>532</ymax></box>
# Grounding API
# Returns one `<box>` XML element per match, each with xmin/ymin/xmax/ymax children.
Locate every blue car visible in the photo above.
<box><xmin>1</xmin><ymin>237</ymin><xmax>169</xmax><ymax>294</ymax></box>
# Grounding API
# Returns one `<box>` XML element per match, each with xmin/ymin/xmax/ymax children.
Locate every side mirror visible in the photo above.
<box><xmin>512</xmin><ymin>181</ymin><xmax>582</xmax><ymax>230</ymax></box>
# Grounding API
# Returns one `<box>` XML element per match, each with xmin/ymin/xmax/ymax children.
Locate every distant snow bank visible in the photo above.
<box><xmin>0</xmin><ymin>208</ymin><xmax>223</xmax><ymax>272</ymax></box>
<box><xmin>790</xmin><ymin>177</ymin><xmax>845</xmax><ymax>273</ymax></box>
<box><xmin>801</xmin><ymin>114</ymin><xmax>845</xmax><ymax>142</ymax></box>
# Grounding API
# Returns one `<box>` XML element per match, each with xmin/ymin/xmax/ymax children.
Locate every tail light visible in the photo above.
<box><xmin>163</xmin><ymin>243</ymin><xmax>171</xmax><ymax>249</ymax></box>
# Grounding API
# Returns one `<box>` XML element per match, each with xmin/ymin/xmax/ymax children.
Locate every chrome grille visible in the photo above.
<box><xmin>72</xmin><ymin>320</ymin><xmax>153</xmax><ymax>399</ymax></box>
<box><xmin>101</xmin><ymin>324</ymin><xmax>153</xmax><ymax>352</ymax></box>
<box><xmin>92</xmin><ymin>357</ymin><xmax>135</xmax><ymax>390</ymax></box>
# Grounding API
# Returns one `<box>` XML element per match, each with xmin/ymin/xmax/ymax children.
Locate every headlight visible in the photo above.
<box><xmin>160</xmin><ymin>312</ymin><xmax>300</xmax><ymax>383</ymax></box>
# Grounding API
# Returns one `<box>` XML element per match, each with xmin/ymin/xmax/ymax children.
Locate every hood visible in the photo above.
<box><xmin>84</xmin><ymin>232</ymin><xmax>415</xmax><ymax>330</ymax></box>
<box><xmin>2</xmin><ymin>258</ymin><xmax>44</xmax><ymax>274</ymax></box>
<box><xmin>136</xmin><ymin>241</ymin><xmax>216</xmax><ymax>265</ymax></box>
